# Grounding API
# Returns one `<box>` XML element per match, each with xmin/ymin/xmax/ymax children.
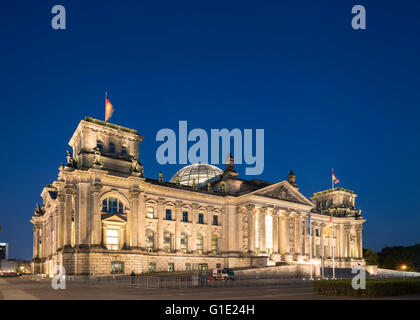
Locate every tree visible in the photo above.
<box><xmin>363</xmin><ymin>248</ymin><xmax>379</xmax><ymax>265</ymax></box>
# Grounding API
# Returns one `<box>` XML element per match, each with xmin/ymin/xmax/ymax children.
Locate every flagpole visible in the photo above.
<box><xmin>321</xmin><ymin>231</ymin><xmax>324</xmax><ymax>279</ymax></box>
<box><xmin>309</xmin><ymin>232</ymin><xmax>313</xmax><ymax>280</ymax></box>
<box><xmin>105</xmin><ymin>92</ymin><xmax>107</xmax><ymax>122</ymax></box>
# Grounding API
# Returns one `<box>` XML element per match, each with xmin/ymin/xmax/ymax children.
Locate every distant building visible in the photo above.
<box><xmin>0</xmin><ymin>243</ymin><xmax>8</xmax><ymax>260</ymax></box>
<box><xmin>31</xmin><ymin>117</ymin><xmax>365</xmax><ymax>276</ymax></box>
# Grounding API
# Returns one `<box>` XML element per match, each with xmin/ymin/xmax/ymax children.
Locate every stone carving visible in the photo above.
<box><xmin>93</xmin><ymin>148</ymin><xmax>103</xmax><ymax>168</ymax></box>
<box><xmin>259</xmin><ymin>185</ymin><xmax>306</xmax><ymax>204</ymax></box>
<box><xmin>130</xmin><ymin>156</ymin><xmax>142</xmax><ymax>176</ymax></box>
<box><xmin>34</xmin><ymin>203</ymin><xmax>45</xmax><ymax>216</ymax></box>
<box><xmin>66</xmin><ymin>150</ymin><xmax>77</xmax><ymax>168</ymax></box>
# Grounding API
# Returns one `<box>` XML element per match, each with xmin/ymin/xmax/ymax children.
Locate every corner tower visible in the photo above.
<box><xmin>67</xmin><ymin>117</ymin><xmax>143</xmax><ymax>175</ymax></box>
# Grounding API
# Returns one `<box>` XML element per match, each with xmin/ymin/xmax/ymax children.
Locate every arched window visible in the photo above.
<box><xmin>145</xmin><ymin>229</ymin><xmax>154</xmax><ymax>252</ymax></box>
<box><xmin>109</xmin><ymin>143</ymin><xmax>115</xmax><ymax>153</ymax></box>
<box><xmin>196</xmin><ymin>234</ymin><xmax>204</xmax><ymax>254</ymax></box>
<box><xmin>164</xmin><ymin>231</ymin><xmax>172</xmax><ymax>253</ymax></box>
<box><xmin>180</xmin><ymin>232</ymin><xmax>188</xmax><ymax>253</ymax></box>
<box><xmin>211</xmin><ymin>234</ymin><xmax>218</xmax><ymax>254</ymax></box>
<box><xmin>97</xmin><ymin>141</ymin><xmax>103</xmax><ymax>152</ymax></box>
<box><xmin>102</xmin><ymin>197</ymin><xmax>125</xmax><ymax>214</ymax></box>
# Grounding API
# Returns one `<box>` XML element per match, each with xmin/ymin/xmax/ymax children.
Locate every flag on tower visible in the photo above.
<box><xmin>105</xmin><ymin>92</ymin><xmax>114</xmax><ymax>122</ymax></box>
<box><xmin>332</xmin><ymin>169</ymin><xmax>340</xmax><ymax>185</ymax></box>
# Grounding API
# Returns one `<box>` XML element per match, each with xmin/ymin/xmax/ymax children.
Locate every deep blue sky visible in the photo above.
<box><xmin>1</xmin><ymin>0</ymin><xmax>419</xmax><ymax>260</ymax></box>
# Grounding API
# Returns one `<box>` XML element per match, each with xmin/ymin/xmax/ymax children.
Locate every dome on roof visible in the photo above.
<box><xmin>170</xmin><ymin>163</ymin><xmax>223</xmax><ymax>187</ymax></box>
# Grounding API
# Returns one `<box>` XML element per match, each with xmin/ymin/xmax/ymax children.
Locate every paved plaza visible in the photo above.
<box><xmin>0</xmin><ymin>276</ymin><xmax>419</xmax><ymax>300</ymax></box>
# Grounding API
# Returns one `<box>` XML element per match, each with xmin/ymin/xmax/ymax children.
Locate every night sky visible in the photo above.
<box><xmin>1</xmin><ymin>0</ymin><xmax>419</xmax><ymax>260</ymax></box>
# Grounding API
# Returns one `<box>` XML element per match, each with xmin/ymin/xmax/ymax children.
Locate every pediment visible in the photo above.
<box><xmin>102</xmin><ymin>214</ymin><xmax>127</xmax><ymax>223</ymax></box>
<box><xmin>254</xmin><ymin>181</ymin><xmax>313</xmax><ymax>206</ymax></box>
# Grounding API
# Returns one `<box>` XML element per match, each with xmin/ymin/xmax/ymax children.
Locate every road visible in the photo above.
<box><xmin>0</xmin><ymin>276</ymin><xmax>419</xmax><ymax>300</ymax></box>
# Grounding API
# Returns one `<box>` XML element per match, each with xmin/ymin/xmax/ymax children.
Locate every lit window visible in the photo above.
<box><xmin>198</xmin><ymin>213</ymin><xmax>204</xmax><ymax>224</ymax></box>
<box><xmin>111</xmin><ymin>261</ymin><xmax>124</xmax><ymax>274</ymax></box>
<box><xmin>106</xmin><ymin>229</ymin><xmax>119</xmax><ymax>250</ymax></box>
<box><xmin>145</xmin><ymin>229</ymin><xmax>154</xmax><ymax>252</ymax></box>
<box><xmin>212</xmin><ymin>215</ymin><xmax>218</xmax><ymax>225</ymax></box>
<box><xmin>121</xmin><ymin>146</ymin><xmax>127</xmax><ymax>155</ymax></box>
<box><xmin>211</xmin><ymin>234</ymin><xmax>218</xmax><ymax>254</ymax></box>
<box><xmin>196</xmin><ymin>234</ymin><xmax>204</xmax><ymax>254</ymax></box>
<box><xmin>165</xmin><ymin>209</ymin><xmax>172</xmax><ymax>220</ymax></box>
<box><xmin>182</xmin><ymin>211</ymin><xmax>188</xmax><ymax>222</ymax></box>
<box><xmin>146</xmin><ymin>207</ymin><xmax>154</xmax><ymax>219</ymax></box>
<box><xmin>164</xmin><ymin>232</ymin><xmax>172</xmax><ymax>252</ymax></box>
<box><xmin>180</xmin><ymin>232</ymin><xmax>188</xmax><ymax>253</ymax></box>
<box><xmin>149</xmin><ymin>262</ymin><xmax>156</xmax><ymax>273</ymax></box>
<box><xmin>109</xmin><ymin>143</ymin><xmax>115</xmax><ymax>153</ymax></box>
<box><xmin>216</xmin><ymin>263</ymin><xmax>221</xmax><ymax>268</ymax></box>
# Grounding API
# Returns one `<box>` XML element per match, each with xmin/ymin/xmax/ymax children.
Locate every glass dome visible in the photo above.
<box><xmin>170</xmin><ymin>163</ymin><xmax>223</xmax><ymax>187</ymax></box>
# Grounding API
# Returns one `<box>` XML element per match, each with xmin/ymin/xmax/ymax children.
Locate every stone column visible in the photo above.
<box><xmin>272</xmin><ymin>212</ymin><xmax>279</xmax><ymax>254</ymax></box>
<box><xmin>77</xmin><ymin>182</ymin><xmax>90</xmax><ymax>246</ymax></box>
<box><xmin>284</xmin><ymin>212</ymin><xmax>290</xmax><ymax>255</ymax></box>
<box><xmin>64</xmin><ymin>186</ymin><xmax>74</xmax><ymax>247</ymax></box>
<box><xmin>259</xmin><ymin>208</ymin><xmax>266</xmax><ymax>254</ymax></box>
<box><xmin>247</xmin><ymin>205</ymin><xmax>256</xmax><ymax>254</ymax></box>
<box><xmin>138</xmin><ymin>192</ymin><xmax>146</xmax><ymax>249</ymax></box>
<box><xmin>129</xmin><ymin>189</ymin><xmax>140</xmax><ymax>248</ymax></box>
<box><xmin>157</xmin><ymin>198</ymin><xmax>165</xmax><ymax>252</ymax></box>
<box><xmin>191</xmin><ymin>203</ymin><xmax>198</xmax><ymax>252</ymax></box>
<box><xmin>91</xmin><ymin>183</ymin><xmax>102</xmax><ymax>246</ymax></box>
<box><xmin>175</xmin><ymin>201</ymin><xmax>182</xmax><ymax>252</ymax></box>
<box><xmin>33</xmin><ymin>226</ymin><xmax>39</xmax><ymax>259</ymax></box>
<box><xmin>357</xmin><ymin>226</ymin><xmax>363</xmax><ymax>259</ymax></box>
<box><xmin>295</xmin><ymin>214</ymin><xmax>301</xmax><ymax>255</ymax></box>
<box><xmin>57</xmin><ymin>192</ymin><xmax>65</xmax><ymax>250</ymax></box>
<box><xmin>207</xmin><ymin>208</ymin><xmax>213</xmax><ymax>253</ymax></box>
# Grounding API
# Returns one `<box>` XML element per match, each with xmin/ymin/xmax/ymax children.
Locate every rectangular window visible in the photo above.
<box><xmin>165</xmin><ymin>209</ymin><xmax>172</xmax><ymax>220</ymax></box>
<box><xmin>212</xmin><ymin>215</ymin><xmax>218</xmax><ymax>225</ymax></box>
<box><xmin>168</xmin><ymin>263</ymin><xmax>174</xmax><ymax>272</ymax></box>
<box><xmin>198</xmin><ymin>213</ymin><xmax>204</xmax><ymax>224</ymax></box>
<box><xmin>185</xmin><ymin>263</ymin><xmax>191</xmax><ymax>271</ymax></box>
<box><xmin>109</xmin><ymin>143</ymin><xmax>115</xmax><ymax>153</ymax></box>
<box><xmin>121</xmin><ymin>146</ymin><xmax>127</xmax><ymax>155</ymax></box>
<box><xmin>149</xmin><ymin>262</ymin><xmax>156</xmax><ymax>273</ymax></box>
<box><xmin>118</xmin><ymin>201</ymin><xmax>123</xmax><ymax>214</ymax></box>
<box><xmin>106</xmin><ymin>229</ymin><xmax>119</xmax><ymax>250</ymax></box>
<box><xmin>146</xmin><ymin>207</ymin><xmax>154</xmax><ymax>219</ymax></box>
<box><xmin>111</xmin><ymin>261</ymin><xmax>124</xmax><ymax>274</ymax></box>
<box><xmin>182</xmin><ymin>211</ymin><xmax>188</xmax><ymax>222</ymax></box>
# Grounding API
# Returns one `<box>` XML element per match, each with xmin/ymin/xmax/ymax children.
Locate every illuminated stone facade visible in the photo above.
<box><xmin>31</xmin><ymin>117</ymin><xmax>365</xmax><ymax>276</ymax></box>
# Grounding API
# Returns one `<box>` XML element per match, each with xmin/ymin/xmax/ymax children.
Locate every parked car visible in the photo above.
<box><xmin>211</xmin><ymin>268</ymin><xmax>235</xmax><ymax>281</ymax></box>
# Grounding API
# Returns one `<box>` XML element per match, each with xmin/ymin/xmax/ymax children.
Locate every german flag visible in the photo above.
<box><xmin>322</xmin><ymin>216</ymin><xmax>333</xmax><ymax>236</ymax></box>
<box><xmin>105</xmin><ymin>92</ymin><xmax>114</xmax><ymax>122</ymax></box>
